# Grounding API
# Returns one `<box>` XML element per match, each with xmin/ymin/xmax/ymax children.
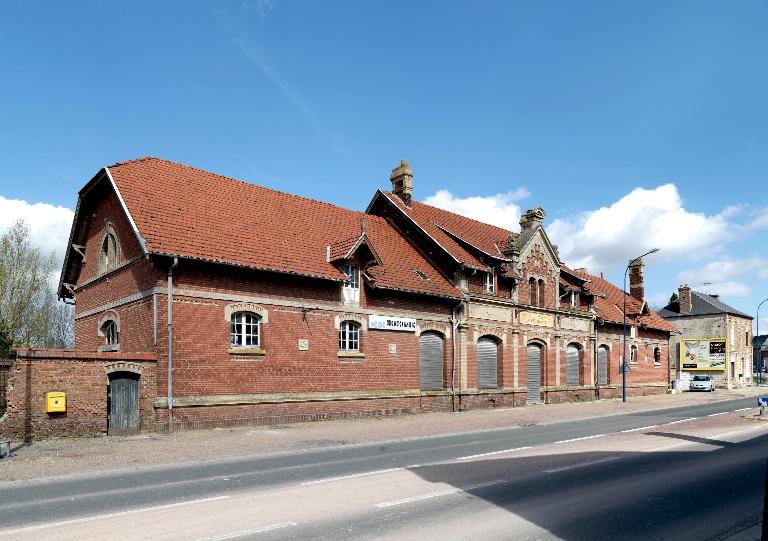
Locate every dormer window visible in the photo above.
<box><xmin>484</xmin><ymin>270</ymin><xmax>494</xmax><ymax>294</ymax></box>
<box><xmin>342</xmin><ymin>264</ymin><xmax>360</xmax><ymax>305</ymax></box>
<box><xmin>570</xmin><ymin>291</ymin><xmax>579</xmax><ymax>309</ymax></box>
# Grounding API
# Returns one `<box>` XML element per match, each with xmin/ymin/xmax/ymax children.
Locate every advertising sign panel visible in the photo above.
<box><xmin>368</xmin><ymin>314</ymin><xmax>417</xmax><ymax>332</ymax></box>
<box><xmin>680</xmin><ymin>338</ymin><xmax>727</xmax><ymax>371</ymax></box>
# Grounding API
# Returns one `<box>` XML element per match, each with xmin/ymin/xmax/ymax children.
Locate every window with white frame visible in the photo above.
<box><xmin>101</xmin><ymin>320</ymin><xmax>118</xmax><ymax>349</ymax></box>
<box><xmin>341</xmin><ymin>264</ymin><xmax>360</xmax><ymax>305</ymax></box>
<box><xmin>230</xmin><ymin>312</ymin><xmax>260</xmax><ymax>348</ymax></box>
<box><xmin>484</xmin><ymin>270</ymin><xmax>494</xmax><ymax>293</ymax></box>
<box><xmin>339</xmin><ymin>320</ymin><xmax>360</xmax><ymax>351</ymax></box>
<box><xmin>570</xmin><ymin>291</ymin><xmax>578</xmax><ymax>309</ymax></box>
<box><xmin>654</xmin><ymin>347</ymin><xmax>661</xmax><ymax>365</ymax></box>
<box><xmin>630</xmin><ymin>345</ymin><xmax>638</xmax><ymax>364</ymax></box>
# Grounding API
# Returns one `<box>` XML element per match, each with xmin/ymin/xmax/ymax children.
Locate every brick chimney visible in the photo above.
<box><xmin>628</xmin><ymin>257</ymin><xmax>645</xmax><ymax>303</ymax></box>
<box><xmin>678</xmin><ymin>284</ymin><xmax>693</xmax><ymax>313</ymax></box>
<box><xmin>390</xmin><ymin>160</ymin><xmax>413</xmax><ymax>206</ymax></box>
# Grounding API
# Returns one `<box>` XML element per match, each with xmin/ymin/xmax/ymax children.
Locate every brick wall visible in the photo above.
<box><xmin>0</xmin><ymin>349</ymin><xmax>156</xmax><ymax>440</ymax></box>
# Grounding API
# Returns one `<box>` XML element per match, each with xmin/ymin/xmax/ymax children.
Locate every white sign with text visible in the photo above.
<box><xmin>369</xmin><ymin>315</ymin><xmax>417</xmax><ymax>332</ymax></box>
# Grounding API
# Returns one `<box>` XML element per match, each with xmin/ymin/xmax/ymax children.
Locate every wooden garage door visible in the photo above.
<box><xmin>526</xmin><ymin>344</ymin><xmax>542</xmax><ymax>404</ymax></box>
<box><xmin>566</xmin><ymin>344</ymin><xmax>580</xmax><ymax>386</ymax></box>
<box><xmin>109</xmin><ymin>372</ymin><xmax>139</xmax><ymax>436</ymax></box>
<box><xmin>598</xmin><ymin>346</ymin><xmax>609</xmax><ymax>385</ymax></box>
<box><xmin>477</xmin><ymin>337</ymin><xmax>498</xmax><ymax>389</ymax></box>
<box><xmin>419</xmin><ymin>332</ymin><xmax>444</xmax><ymax>391</ymax></box>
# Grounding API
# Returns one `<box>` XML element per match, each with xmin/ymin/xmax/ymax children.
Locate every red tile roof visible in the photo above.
<box><xmin>379</xmin><ymin>191</ymin><xmax>514</xmax><ymax>269</ymax></box>
<box><xmin>106</xmin><ymin>157</ymin><xmax>461</xmax><ymax>299</ymax></box>
<box><xmin>565</xmin><ymin>266</ymin><xmax>676</xmax><ymax>333</ymax></box>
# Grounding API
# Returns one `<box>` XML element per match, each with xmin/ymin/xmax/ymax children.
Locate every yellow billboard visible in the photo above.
<box><xmin>680</xmin><ymin>338</ymin><xmax>727</xmax><ymax>371</ymax></box>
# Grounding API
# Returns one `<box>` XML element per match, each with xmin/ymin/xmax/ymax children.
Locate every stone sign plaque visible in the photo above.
<box><xmin>471</xmin><ymin>304</ymin><xmax>511</xmax><ymax>322</ymax></box>
<box><xmin>519</xmin><ymin>310</ymin><xmax>554</xmax><ymax>328</ymax></box>
<box><xmin>560</xmin><ymin>317</ymin><xmax>590</xmax><ymax>332</ymax></box>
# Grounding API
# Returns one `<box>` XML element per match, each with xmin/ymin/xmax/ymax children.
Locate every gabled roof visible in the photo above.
<box><xmin>566</xmin><ymin>267</ymin><xmax>677</xmax><ymax>333</ymax></box>
<box><xmin>62</xmin><ymin>157</ymin><xmax>461</xmax><ymax>300</ymax></box>
<box><xmin>657</xmin><ymin>290</ymin><xmax>752</xmax><ymax>319</ymax></box>
<box><xmin>370</xmin><ymin>190</ymin><xmax>514</xmax><ymax>270</ymax></box>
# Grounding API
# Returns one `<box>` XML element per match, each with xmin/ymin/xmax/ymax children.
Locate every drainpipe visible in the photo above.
<box><xmin>167</xmin><ymin>256</ymin><xmax>179</xmax><ymax>432</ymax></box>
<box><xmin>450</xmin><ymin>295</ymin><xmax>469</xmax><ymax>413</ymax></box>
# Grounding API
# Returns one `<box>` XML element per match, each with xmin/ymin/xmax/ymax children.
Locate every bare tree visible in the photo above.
<box><xmin>0</xmin><ymin>220</ymin><xmax>74</xmax><ymax>354</ymax></box>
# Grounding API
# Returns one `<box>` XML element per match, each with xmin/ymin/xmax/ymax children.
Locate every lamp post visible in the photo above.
<box><xmin>757</xmin><ymin>297</ymin><xmax>768</xmax><ymax>386</ymax></box>
<box><xmin>623</xmin><ymin>248</ymin><xmax>660</xmax><ymax>402</ymax></box>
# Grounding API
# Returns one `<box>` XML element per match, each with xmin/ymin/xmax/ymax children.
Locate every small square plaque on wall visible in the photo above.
<box><xmin>388</xmin><ymin>344</ymin><xmax>397</xmax><ymax>356</ymax></box>
<box><xmin>298</xmin><ymin>339</ymin><xmax>309</xmax><ymax>351</ymax></box>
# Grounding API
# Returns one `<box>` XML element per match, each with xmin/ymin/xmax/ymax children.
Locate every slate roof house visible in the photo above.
<box><xmin>57</xmin><ymin>158</ymin><xmax>676</xmax><ymax>431</ymax></box>
<box><xmin>658</xmin><ymin>285</ymin><xmax>753</xmax><ymax>387</ymax></box>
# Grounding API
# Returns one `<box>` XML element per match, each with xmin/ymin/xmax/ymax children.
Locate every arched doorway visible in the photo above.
<box><xmin>419</xmin><ymin>331</ymin><xmax>444</xmax><ymax>391</ymax></box>
<box><xmin>477</xmin><ymin>336</ymin><xmax>499</xmax><ymax>389</ymax></box>
<box><xmin>526</xmin><ymin>343</ymin><xmax>543</xmax><ymax>404</ymax></box>
<box><xmin>108</xmin><ymin>371</ymin><xmax>140</xmax><ymax>435</ymax></box>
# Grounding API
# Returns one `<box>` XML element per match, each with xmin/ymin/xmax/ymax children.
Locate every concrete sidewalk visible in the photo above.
<box><xmin>1</xmin><ymin>386</ymin><xmax>766</xmax><ymax>483</ymax></box>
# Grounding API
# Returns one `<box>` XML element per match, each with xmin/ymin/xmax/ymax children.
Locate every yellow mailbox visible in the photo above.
<box><xmin>45</xmin><ymin>392</ymin><xmax>66</xmax><ymax>413</ymax></box>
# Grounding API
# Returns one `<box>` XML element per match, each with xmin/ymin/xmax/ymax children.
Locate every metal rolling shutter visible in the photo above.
<box><xmin>419</xmin><ymin>332</ymin><xmax>444</xmax><ymax>391</ymax></box>
<box><xmin>598</xmin><ymin>346</ymin><xmax>608</xmax><ymax>385</ymax></box>
<box><xmin>566</xmin><ymin>345</ymin><xmax>580</xmax><ymax>386</ymax></box>
<box><xmin>477</xmin><ymin>337</ymin><xmax>498</xmax><ymax>389</ymax></box>
<box><xmin>526</xmin><ymin>345</ymin><xmax>542</xmax><ymax>404</ymax></box>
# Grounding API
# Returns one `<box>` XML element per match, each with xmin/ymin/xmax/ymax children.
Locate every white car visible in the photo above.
<box><xmin>689</xmin><ymin>374</ymin><xmax>715</xmax><ymax>392</ymax></box>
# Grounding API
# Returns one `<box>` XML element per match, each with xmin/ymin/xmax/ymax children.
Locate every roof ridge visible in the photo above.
<box><xmin>383</xmin><ymin>190</ymin><xmax>516</xmax><ymax>237</ymax></box>
<box><xmin>110</xmin><ymin>156</ymin><xmax>388</xmax><ymax>221</ymax></box>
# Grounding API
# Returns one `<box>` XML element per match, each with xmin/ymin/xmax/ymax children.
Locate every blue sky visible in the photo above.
<box><xmin>1</xmin><ymin>1</ymin><xmax>767</xmax><ymax>328</ymax></box>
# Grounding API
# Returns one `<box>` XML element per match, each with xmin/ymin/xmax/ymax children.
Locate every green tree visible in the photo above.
<box><xmin>0</xmin><ymin>220</ymin><xmax>73</xmax><ymax>350</ymax></box>
<box><xmin>669</xmin><ymin>292</ymin><xmax>679</xmax><ymax>304</ymax></box>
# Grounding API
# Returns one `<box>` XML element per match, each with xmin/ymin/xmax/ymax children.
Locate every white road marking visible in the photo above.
<box><xmin>620</xmin><ymin>425</ymin><xmax>657</xmax><ymax>433</ymax></box>
<box><xmin>0</xmin><ymin>496</ymin><xmax>231</xmax><ymax>535</ymax></box>
<box><xmin>456</xmin><ymin>446</ymin><xmax>532</xmax><ymax>461</ymax></box>
<box><xmin>708</xmin><ymin>412</ymin><xmax>728</xmax><ymax>417</ymax></box>
<box><xmin>301</xmin><ymin>467</ymin><xmax>404</xmax><ymax>485</ymax></box>
<box><xmin>554</xmin><ymin>434</ymin><xmax>605</xmax><ymax>444</ymax></box>
<box><xmin>733</xmin><ymin>407</ymin><xmax>752</xmax><ymax>412</ymax></box>
<box><xmin>194</xmin><ymin>522</ymin><xmax>298</xmax><ymax>540</ymax></box>
<box><xmin>374</xmin><ymin>479</ymin><xmax>508</xmax><ymax>508</ymax></box>
<box><xmin>543</xmin><ymin>456</ymin><xmax>620</xmax><ymax>474</ymax></box>
<box><xmin>666</xmin><ymin>417</ymin><xmax>698</xmax><ymax>425</ymax></box>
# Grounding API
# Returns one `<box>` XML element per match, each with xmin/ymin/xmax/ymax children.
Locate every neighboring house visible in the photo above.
<box><xmin>753</xmin><ymin>335</ymin><xmax>768</xmax><ymax>374</ymax></box>
<box><xmin>57</xmin><ymin>157</ymin><xmax>676</xmax><ymax>431</ymax></box>
<box><xmin>658</xmin><ymin>285</ymin><xmax>753</xmax><ymax>388</ymax></box>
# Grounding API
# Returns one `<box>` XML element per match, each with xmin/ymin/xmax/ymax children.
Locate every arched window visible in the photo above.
<box><xmin>529</xmin><ymin>277</ymin><xmax>537</xmax><ymax>306</ymax></box>
<box><xmin>597</xmin><ymin>345</ymin><xmax>609</xmax><ymax>385</ymax></box>
<box><xmin>566</xmin><ymin>343</ymin><xmax>581</xmax><ymax>386</ymax></box>
<box><xmin>101</xmin><ymin>320</ymin><xmax>119</xmax><ymax>350</ymax></box>
<box><xmin>538</xmin><ymin>279</ymin><xmax>545</xmax><ymax>307</ymax></box>
<box><xmin>230</xmin><ymin>312</ymin><xmax>260</xmax><ymax>348</ymax></box>
<box><xmin>101</xmin><ymin>233</ymin><xmax>118</xmax><ymax>273</ymax></box>
<box><xmin>630</xmin><ymin>345</ymin><xmax>638</xmax><ymax>364</ymax></box>
<box><xmin>654</xmin><ymin>347</ymin><xmax>661</xmax><ymax>366</ymax></box>
<box><xmin>339</xmin><ymin>320</ymin><xmax>361</xmax><ymax>351</ymax></box>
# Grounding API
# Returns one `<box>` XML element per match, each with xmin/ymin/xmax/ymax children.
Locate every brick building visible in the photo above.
<box><xmin>52</xmin><ymin>157</ymin><xmax>676</xmax><ymax>431</ymax></box>
<box><xmin>658</xmin><ymin>285</ymin><xmax>753</xmax><ymax>388</ymax></box>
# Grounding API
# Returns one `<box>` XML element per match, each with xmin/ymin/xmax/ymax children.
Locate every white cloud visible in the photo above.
<box><xmin>423</xmin><ymin>188</ymin><xmax>530</xmax><ymax>231</ymax></box>
<box><xmin>547</xmin><ymin>184</ymin><xmax>739</xmax><ymax>272</ymax></box>
<box><xmin>0</xmin><ymin>195</ymin><xmax>74</xmax><ymax>261</ymax></box>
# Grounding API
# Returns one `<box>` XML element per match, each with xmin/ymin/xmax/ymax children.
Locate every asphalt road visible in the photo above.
<box><xmin>0</xmin><ymin>396</ymin><xmax>766</xmax><ymax>540</ymax></box>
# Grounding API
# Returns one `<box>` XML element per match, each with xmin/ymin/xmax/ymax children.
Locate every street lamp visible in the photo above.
<box><xmin>623</xmin><ymin>248</ymin><xmax>660</xmax><ymax>403</ymax></box>
<box><xmin>757</xmin><ymin>297</ymin><xmax>768</xmax><ymax>386</ymax></box>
